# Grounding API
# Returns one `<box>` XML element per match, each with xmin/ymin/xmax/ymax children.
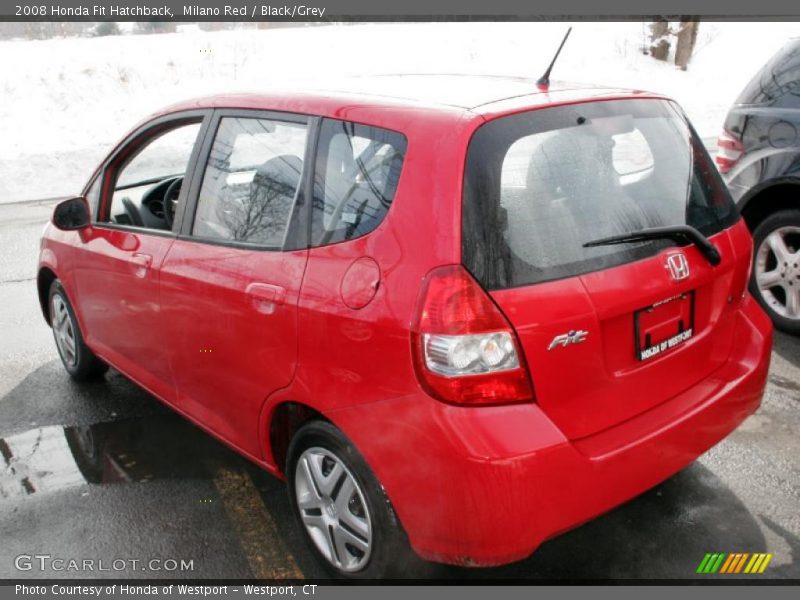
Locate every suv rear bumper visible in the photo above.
<box><xmin>330</xmin><ymin>295</ymin><xmax>772</xmax><ymax>567</ymax></box>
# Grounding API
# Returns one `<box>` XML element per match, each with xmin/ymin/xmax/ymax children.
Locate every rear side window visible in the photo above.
<box><xmin>736</xmin><ymin>39</ymin><xmax>800</xmax><ymax>108</ymax></box>
<box><xmin>463</xmin><ymin>99</ymin><xmax>738</xmax><ymax>290</ymax></box>
<box><xmin>310</xmin><ymin>119</ymin><xmax>407</xmax><ymax>247</ymax></box>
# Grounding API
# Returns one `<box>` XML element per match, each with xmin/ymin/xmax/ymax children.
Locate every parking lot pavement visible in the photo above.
<box><xmin>1</xmin><ymin>200</ymin><xmax>798</xmax><ymax>580</ymax></box>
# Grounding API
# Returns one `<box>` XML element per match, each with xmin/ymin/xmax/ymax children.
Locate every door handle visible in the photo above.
<box><xmin>246</xmin><ymin>282</ymin><xmax>286</xmax><ymax>314</ymax></box>
<box><xmin>130</xmin><ymin>253</ymin><xmax>153</xmax><ymax>278</ymax></box>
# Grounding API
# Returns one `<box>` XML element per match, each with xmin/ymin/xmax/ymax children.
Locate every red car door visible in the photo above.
<box><xmin>159</xmin><ymin>110</ymin><xmax>312</xmax><ymax>457</ymax></box>
<box><xmin>72</xmin><ymin>113</ymin><xmax>210</xmax><ymax>403</ymax></box>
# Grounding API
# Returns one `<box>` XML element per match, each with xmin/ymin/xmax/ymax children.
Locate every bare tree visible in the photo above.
<box><xmin>649</xmin><ymin>19</ymin><xmax>670</xmax><ymax>61</ymax></box>
<box><xmin>135</xmin><ymin>22</ymin><xmax>176</xmax><ymax>35</ymax></box>
<box><xmin>0</xmin><ymin>23</ymin><xmax>30</xmax><ymax>40</ymax></box>
<box><xmin>217</xmin><ymin>172</ymin><xmax>295</xmax><ymax>245</ymax></box>
<box><xmin>674</xmin><ymin>18</ymin><xmax>700</xmax><ymax>70</ymax></box>
<box><xmin>198</xmin><ymin>22</ymin><xmax>228</xmax><ymax>31</ymax></box>
<box><xmin>94</xmin><ymin>22</ymin><xmax>121</xmax><ymax>37</ymax></box>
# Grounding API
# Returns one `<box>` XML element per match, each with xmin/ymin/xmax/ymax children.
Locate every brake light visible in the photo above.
<box><xmin>715</xmin><ymin>131</ymin><xmax>744</xmax><ymax>174</ymax></box>
<box><xmin>411</xmin><ymin>265</ymin><xmax>534</xmax><ymax>406</ymax></box>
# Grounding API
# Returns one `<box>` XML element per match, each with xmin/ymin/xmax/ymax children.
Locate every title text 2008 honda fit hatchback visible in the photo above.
<box><xmin>38</xmin><ymin>76</ymin><xmax>772</xmax><ymax>577</ymax></box>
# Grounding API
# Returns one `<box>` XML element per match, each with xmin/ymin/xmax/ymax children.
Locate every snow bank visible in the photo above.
<box><xmin>1</xmin><ymin>22</ymin><xmax>797</xmax><ymax>203</ymax></box>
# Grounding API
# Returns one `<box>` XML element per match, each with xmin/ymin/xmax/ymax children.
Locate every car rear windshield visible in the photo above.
<box><xmin>462</xmin><ymin>99</ymin><xmax>738</xmax><ymax>290</ymax></box>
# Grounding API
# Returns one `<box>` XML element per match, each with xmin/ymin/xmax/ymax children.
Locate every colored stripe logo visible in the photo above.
<box><xmin>697</xmin><ymin>553</ymin><xmax>773</xmax><ymax>574</ymax></box>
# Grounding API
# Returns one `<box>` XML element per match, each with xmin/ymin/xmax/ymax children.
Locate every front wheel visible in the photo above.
<box><xmin>49</xmin><ymin>280</ymin><xmax>108</xmax><ymax>380</ymax></box>
<box><xmin>286</xmin><ymin>420</ymin><xmax>414</xmax><ymax>578</ymax></box>
<box><xmin>749</xmin><ymin>209</ymin><xmax>800</xmax><ymax>335</ymax></box>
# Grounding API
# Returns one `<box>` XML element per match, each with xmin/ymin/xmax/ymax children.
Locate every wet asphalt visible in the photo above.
<box><xmin>0</xmin><ymin>200</ymin><xmax>798</xmax><ymax>581</ymax></box>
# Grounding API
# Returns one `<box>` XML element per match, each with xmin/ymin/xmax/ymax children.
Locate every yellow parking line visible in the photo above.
<box><xmin>213</xmin><ymin>466</ymin><xmax>303</xmax><ymax>579</ymax></box>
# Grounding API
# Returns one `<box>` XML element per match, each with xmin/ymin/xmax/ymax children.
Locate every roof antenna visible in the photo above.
<box><xmin>536</xmin><ymin>26</ymin><xmax>572</xmax><ymax>91</ymax></box>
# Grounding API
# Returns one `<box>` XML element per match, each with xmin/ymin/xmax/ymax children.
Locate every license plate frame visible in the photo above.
<box><xmin>634</xmin><ymin>291</ymin><xmax>695</xmax><ymax>361</ymax></box>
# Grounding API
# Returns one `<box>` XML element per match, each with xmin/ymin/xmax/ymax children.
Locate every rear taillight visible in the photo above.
<box><xmin>411</xmin><ymin>265</ymin><xmax>534</xmax><ymax>406</ymax></box>
<box><xmin>716</xmin><ymin>131</ymin><xmax>744</xmax><ymax>174</ymax></box>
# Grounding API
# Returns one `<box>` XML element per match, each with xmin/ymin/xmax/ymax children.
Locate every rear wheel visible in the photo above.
<box><xmin>286</xmin><ymin>420</ymin><xmax>414</xmax><ymax>578</ymax></box>
<box><xmin>750</xmin><ymin>209</ymin><xmax>800</xmax><ymax>335</ymax></box>
<box><xmin>49</xmin><ymin>280</ymin><xmax>108</xmax><ymax>380</ymax></box>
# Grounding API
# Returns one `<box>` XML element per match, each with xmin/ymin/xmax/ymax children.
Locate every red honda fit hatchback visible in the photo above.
<box><xmin>38</xmin><ymin>76</ymin><xmax>772</xmax><ymax>577</ymax></box>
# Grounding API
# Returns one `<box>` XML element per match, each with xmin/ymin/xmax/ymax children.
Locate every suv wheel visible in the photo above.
<box><xmin>286</xmin><ymin>420</ymin><xmax>413</xmax><ymax>578</ymax></box>
<box><xmin>49</xmin><ymin>280</ymin><xmax>108</xmax><ymax>380</ymax></box>
<box><xmin>750</xmin><ymin>209</ymin><xmax>800</xmax><ymax>334</ymax></box>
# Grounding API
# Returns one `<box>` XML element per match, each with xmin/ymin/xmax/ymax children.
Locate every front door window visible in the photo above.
<box><xmin>103</xmin><ymin>121</ymin><xmax>202</xmax><ymax>231</ymax></box>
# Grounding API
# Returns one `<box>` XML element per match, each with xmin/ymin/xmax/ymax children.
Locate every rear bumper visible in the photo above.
<box><xmin>330</xmin><ymin>295</ymin><xmax>772</xmax><ymax>567</ymax></box>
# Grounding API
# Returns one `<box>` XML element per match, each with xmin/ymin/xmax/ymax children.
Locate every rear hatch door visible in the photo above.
<box><xmin>462</xmin><ymin>98</ymin><xmax>748</xmax><ymax>440</ymax></box>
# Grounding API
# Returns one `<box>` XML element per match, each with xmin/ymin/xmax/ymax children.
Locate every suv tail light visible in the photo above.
<box><xmin>411</xmin><ymin>265</ymin><xmax>534</xmax><ymax>406</ymax></box>
<box><xmin>716</xmin><ymin>131</ymin><xmax>744</xmax><ymax>174</ymax></box>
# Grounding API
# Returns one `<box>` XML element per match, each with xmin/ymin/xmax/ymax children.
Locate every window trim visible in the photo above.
<box><xmin>177</xmin><ymin>108</ymin><xmax>317</xmax><ymax>252</ymax></box>
<box><xmin>92</xmin><ymin>109</ymin><xmax>212</xmax><ymax>237</ymax></box>
<box><xmin>81</xmin><ymin>173</ymin><xmax>103</xmax><ymax>222</ymax></box>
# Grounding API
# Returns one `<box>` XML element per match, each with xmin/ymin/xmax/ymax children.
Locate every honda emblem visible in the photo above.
<box><xmin>666</xmin><ymin>252</ymin><xmax>690</xmax><ymax>281</ymax></box>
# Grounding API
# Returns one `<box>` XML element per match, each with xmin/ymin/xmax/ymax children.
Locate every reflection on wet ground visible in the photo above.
<box><xmin>0</xmin><ymin>416</ymin><xmax>247</xmax><ymax>499</ymax></box>
<box><xmin>0</xmin><ymin>389</ymin><xmax>316</xmax><ymax>579</ymax></box>
<box><xmin>2</xmin><ymin>424</ymin><xmax>89</xmax><ymax>498</ymax></box>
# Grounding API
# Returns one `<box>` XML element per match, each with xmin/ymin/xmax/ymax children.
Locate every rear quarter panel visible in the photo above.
<box><xmin>724</xmin><ymin>107</ymin><xmax>800</xmax><ymax>204</ymax></box>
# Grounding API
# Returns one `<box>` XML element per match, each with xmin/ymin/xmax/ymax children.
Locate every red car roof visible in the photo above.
<box><xmin>152</xmin><ymin>74</ymin><xmax>664</xmax><ymax>124</ymax></box>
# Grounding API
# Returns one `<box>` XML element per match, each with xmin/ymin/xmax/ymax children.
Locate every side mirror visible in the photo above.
<box><xmin>53</xmin><ymin>197</ymin><xmax>90</xmax><ymax>231</ymax></box>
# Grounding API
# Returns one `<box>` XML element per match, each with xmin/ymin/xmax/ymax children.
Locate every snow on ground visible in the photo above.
<box><xmin>1</xmin><ymin>21</ymin><xmax>798</xmax><ymax>203</ymax></box>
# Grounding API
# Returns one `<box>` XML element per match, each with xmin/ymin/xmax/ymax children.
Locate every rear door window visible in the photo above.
<box><xmin>462</xmin><ymin>99</ymin><xmax>738</xmax><ymax>290</ymax></box>
<box><xmin>310</xmin><ymin>119</ymin><xmax>407</xmax><ymax>247</ymax></box>
<box><xmin>192</xmin><ymin>117</ymin><xmax>308</xmax><ymax>248</ymax></box>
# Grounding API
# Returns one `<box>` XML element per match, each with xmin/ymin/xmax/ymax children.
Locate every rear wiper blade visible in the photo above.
<box><xmin>583</xmin><ymin>225</ymin><xmax>721</xmax><ymax>266</ymax></box>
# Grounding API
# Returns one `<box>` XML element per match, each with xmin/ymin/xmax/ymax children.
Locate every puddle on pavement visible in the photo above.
<box><xmin>0</xmin><ymin>414</ymin><xmax>252</xmax><ymax>500</ymax></box>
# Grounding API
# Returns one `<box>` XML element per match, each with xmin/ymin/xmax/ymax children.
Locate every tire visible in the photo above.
<box><xmin>286</xmin><ymin>420</ymin><xmax>415</xmax><ymax>578</ymax></box>
<box><xmin>48</xmin><ymin>279</ymin><xmax>108</xmax><ymax>380</ymax></box>
<box><xmin>749</xmin><ymin>209</ymin><xmax>800</xmax><ymax>335</ymax></box>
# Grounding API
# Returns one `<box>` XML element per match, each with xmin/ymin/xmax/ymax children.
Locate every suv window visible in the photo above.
<box><xmin>105</xmin><ymin>121</ymin><xmax>201</xmax><ymax>230</ymax></box>
<box><xmin>310</xmin><ymin>119</ymin><xmax>407</xmax><ymax>246</ymax></box>
<box><xmin>736</xmin><ymin>39</ymin><xmax>800</xmax><ymax>108</ymax></box>
<box><xmin>192</xmin><ymin>117</ymin><xmax>308</xmax><ymax>248</ymax></box>
<box><xmin>463</xmin><ymin>99</ymin><xmax>738</xmax><ymax>290</ymax></box>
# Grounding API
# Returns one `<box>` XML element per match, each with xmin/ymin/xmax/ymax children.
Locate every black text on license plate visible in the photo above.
<box><xmin>639</xmin><ymin>329</ymin><xmax>693</xmax><ymax>360</ymax></box>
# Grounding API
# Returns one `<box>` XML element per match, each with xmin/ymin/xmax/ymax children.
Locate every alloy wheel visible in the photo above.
<box><xmin>51</xmin><ymin>294</ymin><xmax>78</xmax><ymax>367</ymax></box>
<box><xmin>755</xmin><ymin>225</ymin><xmax>800</xmax><ymax>320</ymax></box>
<box><xmin>294</xmin><ymin>446</ymin><xmax>372</xmax><ymax>573</ymax></box>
